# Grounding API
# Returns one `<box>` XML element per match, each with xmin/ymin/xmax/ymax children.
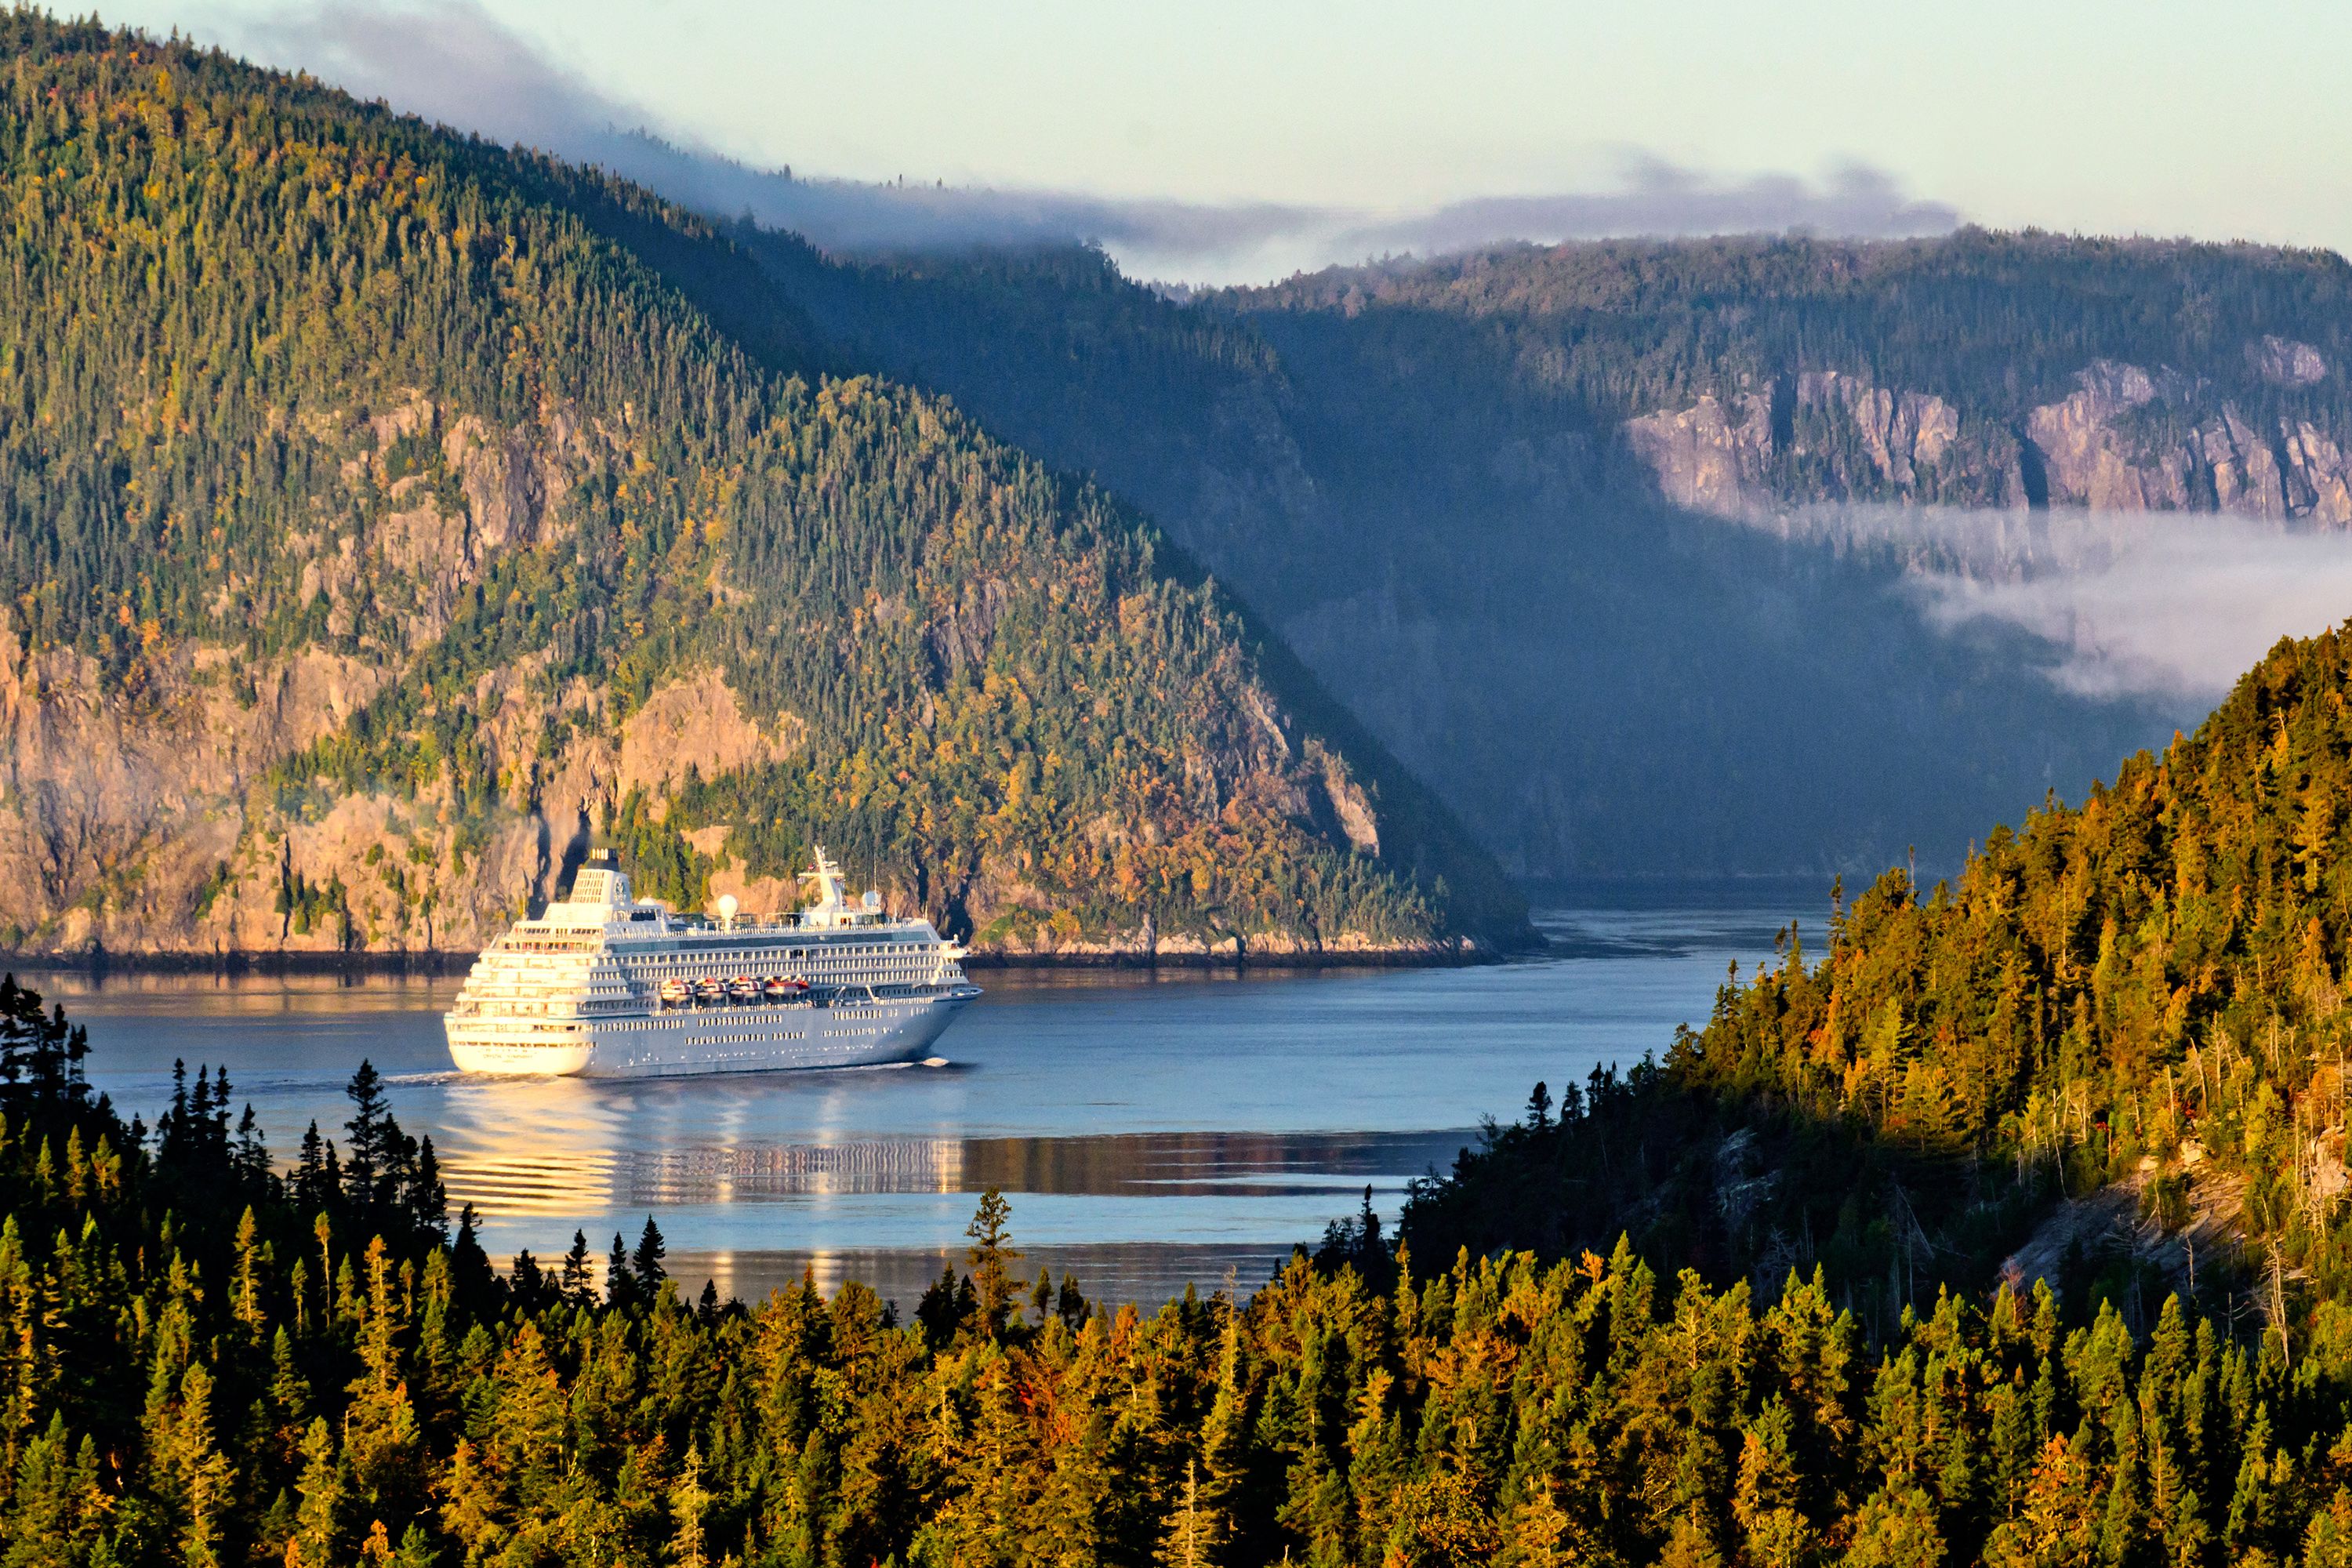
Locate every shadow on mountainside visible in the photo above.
<box><xmin>1394</xmin><ymin>1059</ymin><xmax>2267</xmax><ymax>1346</ymax></box>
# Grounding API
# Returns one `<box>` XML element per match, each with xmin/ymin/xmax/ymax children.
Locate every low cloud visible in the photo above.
<box><xmin>212</xmin><ymin>0</ymin><xmax>1964</xmax><ymax>283</ymax></box>
<box><xmin>1332</xmin><ymin>158</ymin><xmax>1960</xmax><ymax>259</ymax></box>
<box><xmin>1770</xmin><ymin>506</ymin><xmax>2352</xmax><ymax>702</ymax></box>
<box><xmin>238</xmin><ymin>0</ymin><xmax>628</xmax><ymax>158</ymax></box>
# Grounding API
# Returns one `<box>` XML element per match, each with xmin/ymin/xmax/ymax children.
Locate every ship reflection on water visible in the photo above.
<box><xmin>427</xmin><ymin>1070</ymin><xmax>1463</xmax><ymax>1305</ymax></box>
<box><xmin>665</xmin><ymin>1244</ymin><xmax>1319</xmax><ymax>1316</ymax></box>
<box><xmin>53</xmin><ymin>891</ymin><xmax>1809</xmax><ymax>1308</ymax></box>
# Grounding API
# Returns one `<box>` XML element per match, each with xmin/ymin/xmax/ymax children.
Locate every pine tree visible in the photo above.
<box><xmin>2</xmin><ymin>1414</ymin><xmax>106</xmax><ymax>1564</ymax></box>
<box><xmin>1160</xmin><ymin>1457</ymin><xmax>1218</xmax><ymax>1568</ymax></box>
<box><xmin>450</xmin><ymin>1204</ymin><xmax>496</xmax><ymax>1312</ymax></box>
<box><xmin>630</xmin><ymin>1216</ymin><xmax>666</xmax><ymax>1302</ymax></box>
<box><xmin>285</xmin><ymin>1418</ymin><xmax>345</xmax><ymax>1568</ymax></box>
<box><xmin>232</xmin><ymin>1206</ymin><xmax>267</xmax><ymax>1337</ymax></box>
<box><xmin>670</xmin><ymin>1443</ymin><xmax>712</xmax><ymax>1568</ymax></box>
<box><xmin>561</xmin><ymin>1232</ymin><xmax>596</xmax><ymax>1306</ymax></box>
<box><xmin>606</xmin><ymin>1233</ymin><xmax>634</xmax><ymax>1310</ymax></box>
<box><xmin>158</xmin><ymin>1363</ymin><xmax>238</xmax><ymax>1568</ymax></box>
<box><xmin>965</xmin><ymin>1188</ymin><xmax>1020</xmax><ymax>1337</ymax></box>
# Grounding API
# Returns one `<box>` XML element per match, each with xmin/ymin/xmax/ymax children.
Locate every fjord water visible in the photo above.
<box><xmin>53</xmin><ymin>889</ymin><xmax>1811</xmax><ymax>1308</ymax></box>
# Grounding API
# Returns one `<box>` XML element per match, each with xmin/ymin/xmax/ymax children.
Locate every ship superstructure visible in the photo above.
<box><xmin>445</xmin><ymin>848</ymin><xmax>980</xmax><ymax>1077</ymax></box>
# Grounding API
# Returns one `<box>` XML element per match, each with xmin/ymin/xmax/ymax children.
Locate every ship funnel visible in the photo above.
<box><xmin>565</xmin><ymin>862</ymin><xmax>633</xmax><ymax>911</ymax></box>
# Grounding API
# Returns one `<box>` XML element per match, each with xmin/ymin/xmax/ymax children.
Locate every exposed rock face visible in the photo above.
<box><xmin>0</xmin><ymin>623</ymin><xmax>1445</xmax><ymax>961</ymax></box>
<box><xmin>1621</xmin><ymin>391</ymin><xmax>1776</xmax><ymax>515</ymax></box>
<box><xmin>1308</xmin><ymin>739</ymin><xmax>1381</xmax><ymax>857</ymax></box>
<box><xmin>617</xmin><ymin>673</ymin><xmax>804</xmax><ymax>798</ymax></box>
<box><xmin>2251</xmin><ymin>335</ymin><xmax>2328</xmax><ymax>387</ymax></box>
<box><xmin>1623</xmin><ymin>376</ymin><xmax>1979</xmax><ymax>517</ymax></box>
<box><xmin>1622</xmin><ymin>357</ymin><xmax>2352</xmax><ymax>526</ymax></box>
<box><xmin>1795</xmin><ymin>371</ymin><xmax>1960</xmax><ymax>491</ymax></box>
<box><xmin>2024</xmin><ymin>360</ymin><xmax>2352</xmax><ymax>523</ymax></box>
<box><xmin>0</xmin><ymin>619</ymin><xmax>389</xmax><ymax>952</ymax></box>
<box><xmin>2022</xmin><ymin>361</ymin><xmax>2190</xmax><ymax>511</ymax></box>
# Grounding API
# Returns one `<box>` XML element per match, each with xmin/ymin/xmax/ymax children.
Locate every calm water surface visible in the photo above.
<box><xmin>48</xmin><ymin>890</ymin><xmax>1814</xmax><ymax>1307</ymax></box>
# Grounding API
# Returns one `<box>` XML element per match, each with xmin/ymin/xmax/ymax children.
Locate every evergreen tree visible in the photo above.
<box><xmin>965</xmin><ymin>1187</ymin><xmax>1020</xmax><ymax>1338</ymax></box>
<box><xmin>629</xmin><ymin>1217</ymin><xmax>666</xmax><ymax>1301</ymax></box>
<box><xmin>560</xmin><ymin>1232</ymin><xmax>595</xmax><ymax>1307</ymax></box>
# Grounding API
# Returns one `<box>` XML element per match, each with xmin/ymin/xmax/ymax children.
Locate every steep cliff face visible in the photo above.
<box><xmin>1621</xmin><ymin>372</ymin><xmax>1981</xmax><ymax>514</ymax></box>
<box><xmin>1623</xmin><ymin>347</ymin><xmax>2352</xmax><ymax>524</ymax></box>
<box><xmin>0</xmin><ymin>627</ymin><xmax>381</xmax><ymax>953</ymax></box>
<box><xmin>2020</xmin><ymin>357</ymin><xmax>2352</xmax><ymax>521</ymax></box>
<box><xmin>1621</xmin><ymin>391</ymin><xmax>1774</xmax><ymax>514</ymax></box>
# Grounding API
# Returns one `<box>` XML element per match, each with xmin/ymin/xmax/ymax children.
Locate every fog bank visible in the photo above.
<box><xmin>1767</xmin><ymin>506</ymin><xmax>2352</xmax><ymax>702</ymax></box>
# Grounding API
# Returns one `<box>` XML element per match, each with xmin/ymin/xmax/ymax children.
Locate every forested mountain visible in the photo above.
<box><xmin>1232</xmin><ymin>234</ymin><xmax>2352</xmax><ymax>522</ymax></box>
<box><xmin>0</xmin><ymin>16</ymin><xmax>1524</xmax><ymax>960</ymax></box>
<box><xmin>735</xmin><ymin>231</ymin><xmax>2352</xmax><ymax>880</ymax></box>
<box><xmin>20</xmin><ymin>43</ymin><xmax>2352</xmax><ymax>1540</ymax></box>
<box><xmin>1397</xmin><ymin>616</ymin><xmax>2352</xmax><ymax>1445</ymax></box>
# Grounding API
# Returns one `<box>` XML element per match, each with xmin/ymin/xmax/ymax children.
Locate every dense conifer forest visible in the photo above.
<box><xmin>1385</xmin><ymin>625</ymin><xmax>2352</xmax><ymax>1561</ymax></box>
<box><xmin>0</xmin><ymin>14</ymin><xmax>1523</xmax><ymax>957</ymax></box>
<box><xmin>13</xmin><ymin>965</ymin><xmax>2352</xmax><ymax>1563</ymax></box>
<box><xmin>1407</xmin><ymin>624</ymin><xmax>2352</xmax><ymax>1294</ymax></box>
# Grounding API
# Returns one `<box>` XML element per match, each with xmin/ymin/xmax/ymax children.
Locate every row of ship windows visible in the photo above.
<box><xmin>616</xmin><ymin>969</ymin><xmax>930</xmax><ymax>984</ymax></box>
<box><xmin>488</xmin><ymin>960</ymin><xmax>939</xmax><ymax>978</ymax></box>
<box><xmin>495</xmin><ymin>942</ymin><xmax>931</xmax><ymax>964</ymax></box>
<box><xmin>460</xmin><ymin>989</ymin><xmax>930</xmax><ymax>1013</ymax></box>
<box><xmin>625</xmin><ymin>947</ymin><xmax>928</xmax><ymax>964</ymax></box>
<box><xmin>477</xmin><ymin>962</ymin><xmax>930</xmax><ymax>984</ymax></box>
<box><xmin>619</xmin><ymin>958</ymin><xmax>927</xmax><ymax>969</ymax></box>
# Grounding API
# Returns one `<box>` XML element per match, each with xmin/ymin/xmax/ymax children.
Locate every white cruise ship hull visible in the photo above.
<box><xmin>445</xmin><ymin>848</ymin><xmax>981</xmax><ymax>1079</ymax></box>
<box><xmin>447</xmin><ymin>986</ymin><xmax>978</xmax><ymax>1078</ymax></box>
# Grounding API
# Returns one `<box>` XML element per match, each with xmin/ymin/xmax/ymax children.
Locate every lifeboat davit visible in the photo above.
<box><xmin>659</xmin><ymin>978</ymin><xmax>691</xmax><ymax>1008</ymax></box>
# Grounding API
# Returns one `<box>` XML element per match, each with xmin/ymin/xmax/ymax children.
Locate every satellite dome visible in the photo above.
<box><xmin>717</xmin><ymin>893</ymin><xmax>739</xmax><ymax>920</ymax></box>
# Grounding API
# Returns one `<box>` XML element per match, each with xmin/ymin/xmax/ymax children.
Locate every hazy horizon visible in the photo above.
<box><xmin>75</xmin><ymin>0</ymin><xmax>2352</xmax><ymax>285</ymax></box>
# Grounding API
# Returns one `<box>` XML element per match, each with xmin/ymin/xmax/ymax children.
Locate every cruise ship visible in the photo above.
<box><xmin>444</xmin><ymin>848</ymin><xmax>981</xmax><ymax>1077</ymax></box>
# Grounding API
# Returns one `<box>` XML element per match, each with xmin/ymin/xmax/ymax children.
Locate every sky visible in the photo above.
<box><xmin>88</xmin><ymin>0</ymin><xmax>2352</xmax><ymax>281</ymax></box>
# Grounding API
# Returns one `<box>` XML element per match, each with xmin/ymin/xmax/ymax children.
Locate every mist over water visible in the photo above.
<box><xmin>1762</xmin><ymin>506</ymin><xmax>2352</xmax><ymax>702</ymax></box>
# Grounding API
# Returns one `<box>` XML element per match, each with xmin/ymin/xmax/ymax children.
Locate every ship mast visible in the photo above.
<box><xmin>798</xmin><ymin>847</ymin><xmax>853</xmax><ymax>927</ymax></box>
